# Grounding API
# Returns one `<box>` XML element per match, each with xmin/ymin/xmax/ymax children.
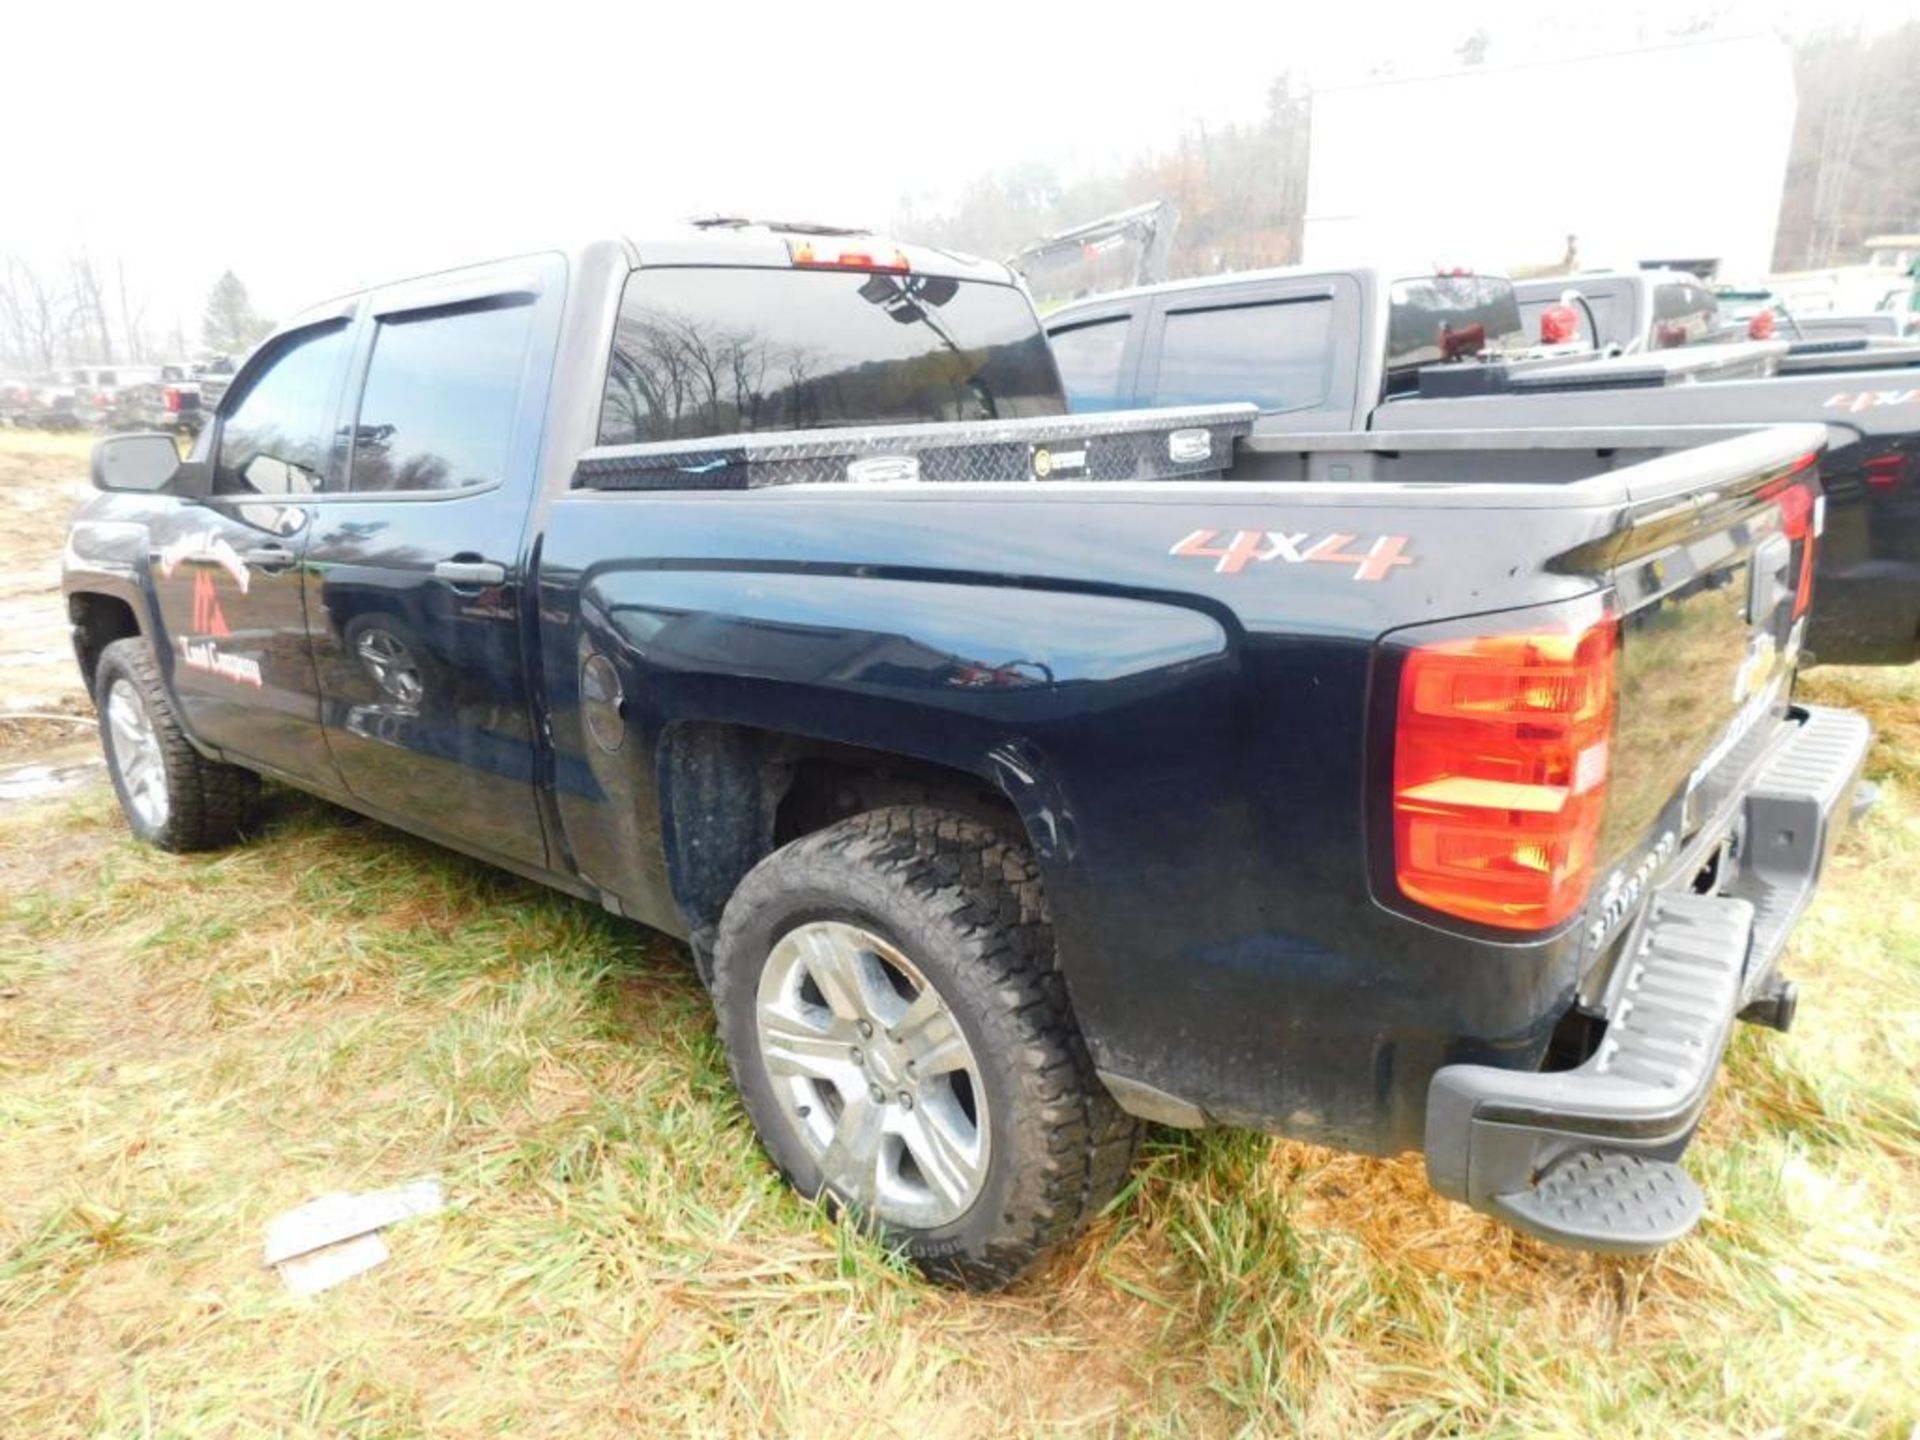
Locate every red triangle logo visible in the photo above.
<box><xmin>192</xmin><ymin>572</ymin><xmax>232</xmax><ymax>637</ymax></box>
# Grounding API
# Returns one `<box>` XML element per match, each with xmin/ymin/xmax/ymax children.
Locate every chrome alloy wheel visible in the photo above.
<box><xmin>105</xmin><ymin>677</ymin><xmax>168</xmax><ymax>830</ymax></box>
<box><xmin>755</xmin><ymin>920</ymin><xmax>990</xmax><ymax>1229</ymax></box>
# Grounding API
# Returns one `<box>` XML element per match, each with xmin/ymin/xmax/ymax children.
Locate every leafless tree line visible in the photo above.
<box><xmin>1773</xmin><ymin>22</ymin><xmax>1920</xmax><ymax>270</ymax></box>
<box><xmin>909</xmin><ymin>22</ymin><xmax>1920</xmax><ymax>283</ymax></box>
<box><xmin>0</xmin><ymin>250</ymin><xmax>185</xmax><ymax>372</ymax></box>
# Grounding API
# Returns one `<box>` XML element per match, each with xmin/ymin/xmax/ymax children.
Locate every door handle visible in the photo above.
<box><xmin>243</xmin><ymin>543</ymin><xmax>296</xmax><ymax>572</ymax></box>
<box><xmin>433</xmin><ymin>558</ymin><xmax>507</xmax><ymax>588</ymax></box>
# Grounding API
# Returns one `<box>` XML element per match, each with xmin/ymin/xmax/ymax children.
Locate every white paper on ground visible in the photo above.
<box><xmin>262</xmin><ymin>1178</ymin><xmax>446</xmax><ymax>1267</ymax></box>
<box><xmin>276</xmin><ymin>1230</ymin><xmax>391</xmax><ymax>1297</ymax></box>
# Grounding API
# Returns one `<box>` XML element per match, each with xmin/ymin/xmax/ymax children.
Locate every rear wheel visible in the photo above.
<box><xmin>96</xmin><ymin>637</ymin><xmax>259</xmax><ymax>851</ymax></box>
<box><xmin>711</xmin><ymin>806</ymin><xmax>1140</xmax><ymax>1289</ymax></box>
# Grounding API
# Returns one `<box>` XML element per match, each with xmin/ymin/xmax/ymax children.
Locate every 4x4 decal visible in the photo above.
<box><xmin>1170</xmin><ymin>528</ymin><xmax>1414</xmax><ymax>580</ymax></box>
<box><xmin>1824</xmin><ymin>388</ymin><xmax>1919</xmax><ymax>414</ymax></box>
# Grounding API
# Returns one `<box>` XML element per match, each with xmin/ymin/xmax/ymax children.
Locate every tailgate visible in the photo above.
<box><xmin>570</xmin><ymin>405</ymin><xmax>1257</xmax><ymax>491</ymax></box>
<box><xmin>1582</xmin><ymin>424</ymin><xmax>1827</xmax><ymax>976</ymax></box>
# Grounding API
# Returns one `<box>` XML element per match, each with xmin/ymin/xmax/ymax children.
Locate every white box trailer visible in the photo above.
<box><xmin>1303</xmin><ymin>34</ymin><xmax>1797</xmax><ymax>282</ymax></box>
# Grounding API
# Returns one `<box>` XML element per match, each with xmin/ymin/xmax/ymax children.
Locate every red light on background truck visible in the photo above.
<box><xmin>1539</xmin><ymin>303</ymin><xmax>1579</xmax><ymax>345</ymax></box>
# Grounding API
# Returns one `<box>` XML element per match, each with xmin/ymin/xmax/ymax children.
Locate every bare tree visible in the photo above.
<box><xmin>67</xmin><ymin>249</ymin><xmax>113</xmax><ymax>363</ymax></box>
<box><xmin>116</xmin><ymin>258</ymin><xmax>150</xmax><ymax>364</ymax></box>
<box><xmin>0</xmin><ymin>256</ymin><xmax>63</xmax><ymax>370</ymax></box>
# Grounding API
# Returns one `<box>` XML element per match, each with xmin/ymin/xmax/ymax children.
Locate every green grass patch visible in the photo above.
<box><xmin>2</xmin><ymin>668</ymin><xmax>1917</xmax><ymax>1435</ymax></box>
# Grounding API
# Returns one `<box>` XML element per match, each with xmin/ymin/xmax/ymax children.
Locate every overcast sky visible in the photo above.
<box><xmin>5</xmin><ymin>0</ymin><xmax>1915</xmax><ymax>346</ymax></box>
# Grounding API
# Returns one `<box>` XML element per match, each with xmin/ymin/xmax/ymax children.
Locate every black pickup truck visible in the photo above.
<box><xmin>67</xmin><ymin>225</ymin><xmax>1870</xmax><ymax>1287</ymax></box>
<box><xmin>1048</xmin><ymin>267</ymin><xmax>1920</xmax><ymax>665</ymax></box>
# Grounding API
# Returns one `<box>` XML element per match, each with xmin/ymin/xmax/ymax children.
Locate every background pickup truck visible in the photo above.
<box><xmin>67</xmin><ymin>226</ymin><xmax>1868</xmax><ymax>1287</ymax></box>
<box><xmin>1513</xmin><ymin>271</ymin><xmax>1920</xmax><ymax>368</ymax></box>
<box><xmin>1513</xmin><ymin>269</ymin><xmax>1728</xmax><ymax>351</ymax></box>
<box><xmin>1047</xmin><ymin>266</ymin><xmax>1920</xmax><ymax>665</ymax></box>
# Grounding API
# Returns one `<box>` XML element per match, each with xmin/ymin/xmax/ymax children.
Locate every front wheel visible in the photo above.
<box><xmin>96</xmin><ymin>636</ymin><xmax>259</xmax><ymax>851</ymax></box>
<box><xmin>711</xmin><ymin>806</ymin><xmax>1140</xmax><ymax>1289</ymax></box>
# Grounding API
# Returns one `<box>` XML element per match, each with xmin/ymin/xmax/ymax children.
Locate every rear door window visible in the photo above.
<box><xmin>1149</xmin><ymin>298</ymin><xmax>1334</xmax><ymax>414</ymax></box>
<box><xmin>1047</xmin><ymin>316</ymin><xmax>1132</xmax><ymax>412</ymax></box>
<box><xmin>599</xmin><ymin>267</ymin><xmax>1064</xmax><ymax>445</ymax></box>
<box><xmin>348</xmin><ymin>301</ymin><xmax>535</xmax><ymax>493</ymax></box>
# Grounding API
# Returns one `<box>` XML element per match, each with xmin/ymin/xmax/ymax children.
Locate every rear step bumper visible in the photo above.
<box><xmin>1424</xmin><ymin>705</ymin><xmax>1872</xmax><ymax>1254</ymax></box>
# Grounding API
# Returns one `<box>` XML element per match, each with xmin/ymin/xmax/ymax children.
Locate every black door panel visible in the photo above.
<box><xmin>305</xmin><ymin>260</ymin><xmax>562</xmax><ymax>868</ymax></box>
<box><xmin>147</xmin><ymin>320</ymin><xmax>354</xmax><ymax>782</ymax></box>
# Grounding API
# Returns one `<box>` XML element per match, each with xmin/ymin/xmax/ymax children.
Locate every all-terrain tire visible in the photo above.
<box><xmin>711</xmin><ymin>805</ymin><xmax>1141</xmax><ymax>1289</ymax></box>
<box><xmin>95</xmin><ymin>636</ymin><xmax>260</xmax><ymax>851</ymax></box>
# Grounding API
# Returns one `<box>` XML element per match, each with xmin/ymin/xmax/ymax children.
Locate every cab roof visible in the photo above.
<box><xmin>627</xmin><ymin>219</ymin><xmax>1016</xmax><ymax>286</ymax></box>
<box><xmin>287</xmin><ymin>223</ymin><xmax>1018</xmax><ymax>330</ymax></box>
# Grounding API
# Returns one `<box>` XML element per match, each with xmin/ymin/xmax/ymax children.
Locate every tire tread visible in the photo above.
<box><xmin>713</xmin><ymin>805</ymin><xmax>1140</xmax><ymax>1288</ymax></box>
<box><xmin>97</xmin><ymin>636</ymin><xmax>258</xmax><ymax>851</ymax></box>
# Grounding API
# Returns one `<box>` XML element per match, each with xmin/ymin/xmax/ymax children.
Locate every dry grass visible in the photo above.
<box><xmin>1</xmin><ymin>429</ymin><xmax>1916</xmax><ymax>1436</ymax></box>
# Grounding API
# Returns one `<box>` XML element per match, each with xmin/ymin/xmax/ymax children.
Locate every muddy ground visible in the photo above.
<box><xmin>0</xmin><ymin>432</ymin><xmax>102</xmax><ymax>795</ymax></box>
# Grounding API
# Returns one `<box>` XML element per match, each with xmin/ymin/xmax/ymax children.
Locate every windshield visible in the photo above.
<box><xmin>1386</xmin><ymin>275</ymin><xmax>1526</xmax><ymax>373</ymax></box>
<box><xmin>598</xmin><ymin>266</ymin><xmax>1065</xmax><ymax>446</ymax></box>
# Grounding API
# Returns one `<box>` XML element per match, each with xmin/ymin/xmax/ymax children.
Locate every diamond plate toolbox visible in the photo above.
<box><xmin>570</xmin><ymin>404</ymin><xmax>1258</xmax><ymax>491</ymax></box>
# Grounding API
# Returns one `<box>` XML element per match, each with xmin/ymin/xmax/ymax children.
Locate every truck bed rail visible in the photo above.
<box><xmin>571</xmin><ymin>405</ymin><xmax>1257</xmax><ymax>491</ymax></box>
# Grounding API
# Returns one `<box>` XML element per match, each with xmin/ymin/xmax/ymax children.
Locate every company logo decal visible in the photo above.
<box><xmin>158</xmin><ymin>530</ymin><xmax>261</xmax><ymax>686</ymax></box>
<box><xmin>1824</xmin><ymin>388</ymin><xmax>1919</xmax><ymax>413</ymax></box>
<box><xmin>157</xmin><ymin>530</ymin><xmax>252</xmax><ymax>591</ymax></box>
<box><xmin>1169</xmin><ymin>528</ymin><xmax>1414</xmax><ymax>581</ymax></box>
<box><xmin>179</xmin><ymin>637</ymin><xmax>262</xmax><ymax>687</ymax></box>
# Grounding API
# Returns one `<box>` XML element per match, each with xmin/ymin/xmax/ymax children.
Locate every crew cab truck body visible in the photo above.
<box><xmin>1048</xmin><ymin>265</ymin><xmax>1920</xmax><ymax>665</ymax></box>
<box><xmin>67</xmin><ymin>228</ymin><xmax>1869</xmax><ymax>1285</ymax></box>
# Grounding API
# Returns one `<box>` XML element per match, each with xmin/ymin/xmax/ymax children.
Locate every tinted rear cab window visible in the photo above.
<box><xmin>1517</xmin><ymin>286</ymin><xmax>1625</xmax><ymax>349</ymax></box>
<box><xmin>598</xmin><ymin>267</ymin><xmax>1064</xmax><ymax>445</ymax></box>
<box><xmin>1651</xmin><ymin>281</ymin><xmax>1718</xmax><ymax>349</ymax></box>
<box><xmin>1386</xmin><ymin>275</ymin><xmax>1525</xmax><ymax>378</ymax></box>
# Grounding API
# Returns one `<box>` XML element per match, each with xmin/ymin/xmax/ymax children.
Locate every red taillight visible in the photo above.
<box><xmin>1748</xmin><ymin>310</ymin><xmax>1777</xmax><ymax>340</ymax></box>
<box><xmin>164</xmin><ymin>386</ymin><xmax>181</xmax><ymax>412</ymax></box>
<box><xmin>1393</xmin><ymin>609</ymin><xmax>1618</xmax><ymax>931</ymax></box>
<box><xmin>787</xmin><ymin>238</ymin><xmax>909</xmax><ymax>272</ymax></box>
<box><xmin>1771</xmin><ymin>472</ymin><xmax>1819</xmax><ymax>619</ymax></box>
<box><xmin>1539</xmin><ymin>303</ymin><xmax>1579</xmax><ymax>345</ymax></box>
<box><xmin>1865</xmin><ymin>453</ymin><xmax>1908</xmax><ymax>493</ymax></box>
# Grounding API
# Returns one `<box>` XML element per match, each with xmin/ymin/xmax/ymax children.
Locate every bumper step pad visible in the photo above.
<box><xmin>1426</xmin><ymin>706</ymin><xmax>1873</xmax><ymax>1256</ymax></box>
<box><xmin>1426</xmin><ymin>892</ymin><xmax>1752</xmax><ymax>1255</ymax></box>
<box><xmin>1493</xmin><ymin>1149</ymin><xmax>1702</xmax><ymax>1252</ymax></box>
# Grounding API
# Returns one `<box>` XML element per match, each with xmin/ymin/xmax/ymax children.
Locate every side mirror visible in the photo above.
<box><xmin>92</xmin><ymin>433</ymin><xmax>181</xmax><ymax>493</ymax></box>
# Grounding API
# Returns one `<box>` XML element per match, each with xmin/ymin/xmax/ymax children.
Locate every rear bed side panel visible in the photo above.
<box><xmin>539</xmin><ymin>484</ymin><xmax>1631</xmax><ymax>1155</ymax></box>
